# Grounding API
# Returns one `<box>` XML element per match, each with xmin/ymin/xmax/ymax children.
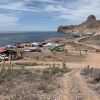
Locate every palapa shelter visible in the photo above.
<box><xmin>0</xmin><ymin>48</ymin><xmax>7</xmax><ymax>54</ymax></box>
<box><xmin>0</xmin><ymin>48</ymin><xmax>18</xmax><ymax>60</ymax></box>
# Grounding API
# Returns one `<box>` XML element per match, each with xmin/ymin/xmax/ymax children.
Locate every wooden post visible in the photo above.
<box><xmin>80</xmin><ymin>50</ymin><xmax>82</xmax><ymax>56</ymax></box>
<box><xmin>20</xmin><ymin>51</ymin><xmax>23</xmax><ymax>58</ymax></box>
<box><xmin>0</xmin><ymin>57</ymin><xmax>5</xmax><ymax>77</ymax></box>
<box><xmin>85</xmin><ymin>50</ymin><xmax>88</xmax><ymax>55</ymax></box>
<box><xmin>9</xmin><ymin>54</ymin><xmax>12</xmax><ymax>70</ymax></box>
<box><xmin>62</xmin><ymin>60</ymin><xmax>67</xmax><ymax>69</ymax></box>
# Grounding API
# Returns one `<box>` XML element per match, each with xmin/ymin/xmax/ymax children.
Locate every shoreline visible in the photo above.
<box><xmin>0</xmin><ymin>31</ymin><xmax>81</xmax><ymax>47</ymax></box>
<box><xmin>0</xmin><ymin>37</ymin><xmax>77</xmax><ymax>48</ymax></box>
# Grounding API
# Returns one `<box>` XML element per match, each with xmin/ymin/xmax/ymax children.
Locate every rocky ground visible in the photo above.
<box><xmin>0</xmin><ymin>64</ymin><xmax>70</xmax><ymax>100</ymax></box>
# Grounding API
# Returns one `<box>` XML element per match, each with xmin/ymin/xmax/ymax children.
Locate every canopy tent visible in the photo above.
<box><xmin>44</xmin><ymin>43</ymin><xmax>63</xmax><ymax>47</ymax></box>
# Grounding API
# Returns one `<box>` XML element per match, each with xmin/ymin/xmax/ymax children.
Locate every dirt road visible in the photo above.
<box><xmin>63</xmin><ymin>69</ymin><xmax>100</xmax><ymax>100</ymax></box>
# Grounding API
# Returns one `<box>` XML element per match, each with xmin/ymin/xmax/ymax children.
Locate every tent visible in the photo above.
<box><xmin>44</xmin><ymin>43</ymin><xmax>63</xmax><ymax>47</ymax></box>
<box><xmin>44</xmin><ymin>43</ymin><xmax>64</xmax><ymax>52</ymax></box>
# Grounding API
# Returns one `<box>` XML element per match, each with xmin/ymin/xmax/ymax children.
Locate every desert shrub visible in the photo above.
<box><xmin>81</xmin><ymin>65</ymin><xmax>94</xmax><ymax>76</ymax></box>
<box><xmin>0</xmin><ymin>68</ymin><xmax>13</xmax><ymax>84</ymax></box>
<box><xmin>21</xmin><ymin>69</ymin><xmax>32</xmax><ymax>75</ymax></box>
<box><xmin>96</xmin><ymin>49</ymin><xmax>100</xmax><ymax>52</ymax></box>
<box><xmin>50</xmin><ymin>65</ymin><xmax>61</xmax><ymax>75</ymax></box>
<box><xmin>43</xmin><ymin>63</ymin><xmax>70</xmax><ymax>78</ymax></box>
<box><xmin>43</xmin><ymin>65</ymin><xmax>61</xmax><ymax>76</ymax></box>
<box><xmin>46</xmin><ymin>55</ymin><xmax>52</xmax><ymax>58</ymax></box>
<box><xmin>81</xmin><ymin>66</ymin><xmax>100</xmax><ymax>84</ymax></box>
<box><xmin>37</xmin><ymin>82</ymin><xmax>55</xmax><ymax>93</ymax></box>
<box><xmin>62</xmin><ymin>62</ymin><xmax>71</xmax><ymax>73</ymax></box>
<box><xmin>94</xmin><ymin>84</ymin><xmax>100</xmax><ymax>93</ymax></box>
<box><xmin>10</xmin><ymin>93</ymin><xmax>39</xmax><ymax>100</ymax></box>
<box><xmin>34</xmin><ymin>56</ymin><xmax>40</xmax><ymax>60</ymax></box>
<box><xmin>91</xmin><ymin>70</ymin><xmax>100</xmax><ymax>83</ymax></box>
<box><xmin>34</xmin><ymin>69</ymin><xmax>41</xmax><ymax>73</ymax></box>
<box><xmin>0</xmin><ymin>68</ymin><xmax>33</xmax><ymax>85</ymax></box>
<box><xmin>0</xmin><ymin>67</ymin><xmax>64</xmax><ymax>100</ymax></box>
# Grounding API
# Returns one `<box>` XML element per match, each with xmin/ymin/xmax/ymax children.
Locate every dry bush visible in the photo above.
<box><xmin>81</xmin><ymin>65</ymin><xmax>94</xmax><ymax>76</ymax></box>
<box><xmin>81</xmin><ymin>66</ymin><xmax>100</xmax><ymax>94</ymax></box>
<box><xmin>37</xmin><ymin>82</ymin><xmax>55</xmax><ymax>93</ymax></box>
<box><xmin>81</xmin><ymin>66</ymin><xmax>100</xmax><ymax>84</ymax></box>
<box><xmin>0</xmin><ymin>65</ymin><xmax>69</xmax><ymax>100</ymax></box>
<box><xmin>43</xmin><ymin>63</ymin><xmax>70</xmax><ymax>77</ymax></box>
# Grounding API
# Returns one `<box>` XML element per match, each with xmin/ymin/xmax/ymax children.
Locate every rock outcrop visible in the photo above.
<box><xmin>58</xmin><ymin>15</ymin><xmax>100</xmax><ymax>35</ymax></box>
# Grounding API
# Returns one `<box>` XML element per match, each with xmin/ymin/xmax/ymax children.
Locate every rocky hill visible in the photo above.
<box><xmin>58</xmin><ymin>15</ymin><xmax>100</xmax><ymax>35</ymax></box>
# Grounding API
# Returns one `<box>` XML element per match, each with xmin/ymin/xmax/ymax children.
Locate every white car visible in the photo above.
<box><xmin>6</xmin><ymin>45</ymin><xmax>16</xmax><ymax>48</ymax></box>
<box><xmin>0</xmin><ymin>55</ymin><xmax>9</xmax><ymax>61</ymax></box>
<box><xmin>24</xmin><ymin>48</ymin><xmax>31</xmax><ymax>52</ymax></box>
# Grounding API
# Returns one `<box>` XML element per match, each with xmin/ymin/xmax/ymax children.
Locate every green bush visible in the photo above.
<box><xmin>43</xmin><ymin>64</ymin><xmax>61</xmax><ymax>76</ymax></box>
<box><xmin>43</xmin><ymin>63</ymin><xmax>70</xmax><ymax>77</ymax></box>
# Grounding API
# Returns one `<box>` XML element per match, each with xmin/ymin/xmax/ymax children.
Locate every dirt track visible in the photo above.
<box><xmin>63</xmin><ymin>69</ymin><xmax>100</xmax><ymax>100</ymax></box>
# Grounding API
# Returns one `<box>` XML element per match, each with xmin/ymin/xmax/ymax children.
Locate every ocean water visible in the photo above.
<box><xmin>0</xmin><ymin>31</ymin><xmax>73</xmax><ymax>46</ymax></box>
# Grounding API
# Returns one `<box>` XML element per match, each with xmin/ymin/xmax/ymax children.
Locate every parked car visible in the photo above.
<box><xmin>29</xmin><ymin>47</ymin><xmax>41</xmax><ymax>52</ymax></box>
<box><xmin>6</xmin><ymin>45</ymin><xmax>16</xmax><ymax>49</ymax></box>
<box><xmin>31</xmin><ymin>49</ymin><xmax>41</xmax><ymax>52</ymax></box>
<box><xmin>0</xmin><ymin>54</ymin><xmax>9</xmax><ymax>61</ymax></box>
<box><xmin>24</xmin><ymin>47</ymin><xmax>41</xmax><ymax>52</ymax></box>
<box><xmin>24</xmin><ymin>48</ymin><xmax>31</xmax><ymax>52</ymax></box>
<box><xmin>13</xmin><ymin>43</ymin><xmax>23</xmax><ymax>48</ymax></box>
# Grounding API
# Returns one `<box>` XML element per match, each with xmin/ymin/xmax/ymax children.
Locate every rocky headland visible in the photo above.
<box><xmin>58</xmin><ymin>15</ymin><xmax>100</xmax><ymax>35</ymax></box>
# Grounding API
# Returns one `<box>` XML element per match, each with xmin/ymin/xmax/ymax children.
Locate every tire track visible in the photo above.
<box><xmin>63</xmin><ymin>69</ymin><xmax>100</xmax><ymax>100</ymax></box>
<box><xmin>63</xmin><ymin>69</ymin><xmax>84</xmax><ymax>100</ymax></box>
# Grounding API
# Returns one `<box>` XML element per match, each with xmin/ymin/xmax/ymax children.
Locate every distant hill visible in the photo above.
<box><xmin>58</xmin><ymin>15</ymin><xmax>100</xmax><ymax>35</ymax></box>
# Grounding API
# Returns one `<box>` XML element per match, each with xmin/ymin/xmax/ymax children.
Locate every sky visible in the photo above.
<box><xmin>0</xmin><ymin>0</ymin><xmax>100</xmax><ymax>31</ymax></box>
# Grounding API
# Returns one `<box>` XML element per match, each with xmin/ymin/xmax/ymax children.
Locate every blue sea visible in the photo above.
<box><xmin>0</xmin><ymin>31</ymin><xmax>74</xmax><ymax>46</ymax></box>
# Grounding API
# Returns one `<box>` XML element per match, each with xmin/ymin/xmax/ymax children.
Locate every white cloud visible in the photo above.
<box><xmin>0</xmin><ymin>14</ymin><xmax>18</xmax><ymax>27</ymax></box>
<box><xmin>26</xmin><ymin>0</ymin><xmax>56</xmax><ymax>3</ymax></box>
<box><xmin>0</xmin><ymin>1</ymin><xmax>41</xmax><ymax>12</ymax></box>
<box><xmin>0</xmin><ymin>0</ymin><xmax>100</xmax><ymax>26</ymax></box>
<box><xmin>0</xmin><ymin>0</ymin><xmax>64</xmax><ymax>12</ymax></box>
<box><xmin>46</xmin><ymin>0</ymin><xmax>100</xmax><ymax>23</ymax></box>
